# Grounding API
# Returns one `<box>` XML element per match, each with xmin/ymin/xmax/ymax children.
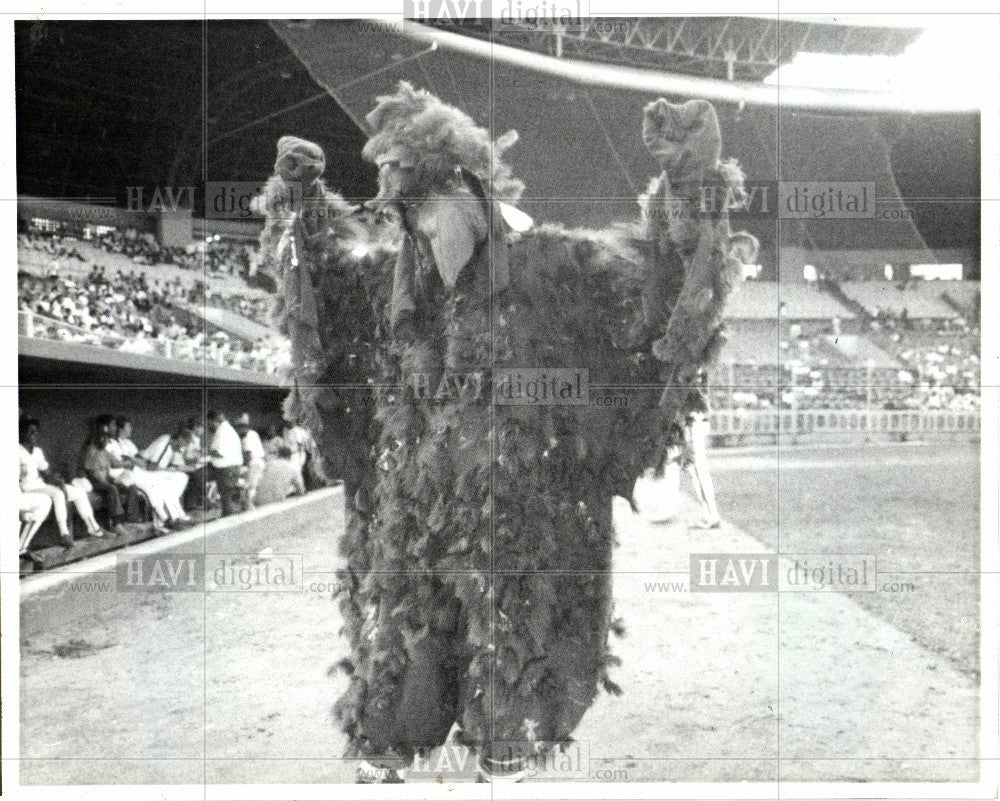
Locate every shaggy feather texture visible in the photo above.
<box><xmin>363</xmin><ymin>81</ymin><xmax>524</xmax><ymax>205</ymax></box>
<box><xmin>257</xmin><ymin>83</ymin><xmax>756</xmax><ymax>769</ymax></box>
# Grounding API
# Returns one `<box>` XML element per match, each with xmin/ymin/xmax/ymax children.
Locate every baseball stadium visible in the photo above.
<box><xmin>12</xmin><ymin>15</ymin><xmax>989</xmax><ymax>792</ymax></box>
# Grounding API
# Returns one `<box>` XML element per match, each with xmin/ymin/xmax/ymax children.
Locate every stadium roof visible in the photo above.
<box><xmin>14</xmin><ymin>20</ymin><xmax>373</xmax><ymax>203</ymax></box>
<box><xmin>270</xmin><ymin>19</ymin><xmax>976</xmax><ymax>257</ymax></box>
<box><xmin>427</xmin><ymin>17</ymin><xmax>923</xmax><ymax>85</ymax></box>
<box><xmin>14</xmin><ymin>18</ymin><xmax>980</xmax><ymax>265</ymax></box>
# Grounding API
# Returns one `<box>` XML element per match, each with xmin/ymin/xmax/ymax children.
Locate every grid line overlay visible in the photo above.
<box><xmin>11</xmin><ymin>10</ymin><xmax>994</xmax><ymax>795</ymax></box>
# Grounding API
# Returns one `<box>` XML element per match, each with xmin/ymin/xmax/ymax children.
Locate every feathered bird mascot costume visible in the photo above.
<box><xmin>257</xmin><ymin>81</ymin><xmax>758</xmax><ymax>783</ymax></box>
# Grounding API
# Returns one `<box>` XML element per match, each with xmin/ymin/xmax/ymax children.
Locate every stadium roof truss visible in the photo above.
<box><xmin>432</xmin><ymin>17</ymin><xmax>921</xmax><ymax>82</ymax></box>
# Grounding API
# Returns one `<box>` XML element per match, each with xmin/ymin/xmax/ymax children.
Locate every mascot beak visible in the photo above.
<box><xmin>367</xmin><ymin>147</ymin><xmax>419</xmax><ymax>210</ymax></box>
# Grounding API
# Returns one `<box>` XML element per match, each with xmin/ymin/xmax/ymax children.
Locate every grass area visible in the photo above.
<box><xmin>712</xmin><ymin>441</ymin><xmax>981</xmax><ymax>676</ymax></box>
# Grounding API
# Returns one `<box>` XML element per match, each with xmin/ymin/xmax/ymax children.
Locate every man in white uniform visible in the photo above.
<box><xmin>282</xmin><ymin>420</ymin><xmax>316</xmax><ymax>485</ymax></box>
<box><xmin>106</xmin><ymin>418</ymin><xmax>187</xmax><ymax>534</ymax></box>
<box><xmin>19</xmin><ymin>416</ymin><xmax>104</xmax><ymax>544</ymax></box>
<box><xmin>207</xmin><ymin>410</ymin><xmax>244</xmax><ymax>516</ymax></box>
<box><xmin>116</xmin><ymin>417</ymin><xmax>193</xmax><ymax>530</ymax></box>
<box><xmin>680</xmin><ymin>390</ymin><xmax>721</xmax><ymax>529</ymax></box>
<box><xmin>20</xmin><ymin>490</ymin><xmax>53</xmax><ymax>561</ymax></box>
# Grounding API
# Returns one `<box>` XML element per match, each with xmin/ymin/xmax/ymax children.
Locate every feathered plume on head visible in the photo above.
<box><xmin>362</xmin><ymin>81</ymin><xmax>524</xmax><ymax>203</ymax></box>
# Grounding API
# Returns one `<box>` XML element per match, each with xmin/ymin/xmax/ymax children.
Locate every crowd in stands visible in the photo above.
<box><xmin>18</xmin><ymin>229</ymin><xmax>89</xmax><ymax>263</ymax></box>
<box><xmin>18</xmin><ymin>411</ymin><xmax>320</xmax><ymax>566</ymax></box>
<box><xmin>879</xmin><ymin>319</ymin><xmax>979</xmax><ymax>383</ymax></box>
<box><xmin>185</xmin><ymin>281</ymin><xmax>272</xmax><ymax>325</ymax></box>
<box><xmin>710</xmin><ymin>321</ymin><xmax>981</xmax><ymax>414</ymax></box>
<box><xmin>712</xmin><ymin>378</ymin><xmax>980</xmax><ymax>414</ymax></box>
<box><xmin>18</xmin><ymin>265</ymin><xmax>288</xmax><ymax>374</ymax></box>
<box><xmin>21</xmin><ymin>225</ymin><xmax>259</xmax><ymax>276</ymax></box>
<box><xmin>20</xmin><ymin>226</ymin><xmax>272</xmax><ymax>322</ymax></box>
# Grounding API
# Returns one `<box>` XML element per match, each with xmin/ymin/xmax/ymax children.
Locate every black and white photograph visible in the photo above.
<box><xmin>4</xmin><ymin>4</ymin><xmax>998</xmax><ymax>799</ymax></box>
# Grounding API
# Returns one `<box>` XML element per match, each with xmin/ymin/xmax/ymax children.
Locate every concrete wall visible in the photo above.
<box><xmin>156</xmin><ymin>208</ymin><xmax>194</xmax><ymax>248</ymax></box>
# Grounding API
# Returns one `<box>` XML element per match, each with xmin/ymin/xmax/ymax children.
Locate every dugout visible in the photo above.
<box><xmin>19</xmin><ymin>337</ymin><xmax>287</xmax><ymax>476</ymax></box>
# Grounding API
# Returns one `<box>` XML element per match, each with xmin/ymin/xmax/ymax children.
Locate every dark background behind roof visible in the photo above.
<box><xmin>14</xmin><ymin>19</ymin><xmax>980</xmax><ymax>272</ymax></box>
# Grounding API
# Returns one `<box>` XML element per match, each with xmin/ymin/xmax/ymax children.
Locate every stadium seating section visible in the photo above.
<box><xmin>18</xmin><ymin>227</ymin><xmax>288</xmax><ymax>374</ymax></box>
<box><xmin>725</xmin><ymin>280</ymin><xmax>857</xmax><ymax>320</ymax></box>
<box><xmin>839</xmin><ymin>280</ymin><xmax>961</xmax><ymax>319</ymax></box>
<box><xmin>17</xmin><ymin>221</ymin><xmax>981</xmax><ymax>413</ymax></box>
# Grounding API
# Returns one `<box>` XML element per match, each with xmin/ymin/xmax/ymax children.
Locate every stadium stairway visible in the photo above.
<box><xmin>940</xmin><ymin>292</ymin><xmax>964</xmax><ymax>316</ymax></box>
<box><xmin>817</xmin><ymin>279</ymin><xmax>870</xmax><ymax>324</ymax></box>
<box><xmin>814</xmin><ymin>333</ymin><xmax>904</xmax><ymax>370</ymax></box>
<box><xmin>940</xmin><ymin>289</ymin><xmax>980</xmax><ymax>322</ymax></box>
<box><xmin>818</xmin><ymin>279</ymin><xmax>909</xmax><ymax>367</ymax></box>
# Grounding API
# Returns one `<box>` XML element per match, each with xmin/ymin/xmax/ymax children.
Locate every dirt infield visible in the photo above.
<box><xmin>19</xmin><ymin>443</ymin><xmax>980</xmax><ymax>785</ymax></box>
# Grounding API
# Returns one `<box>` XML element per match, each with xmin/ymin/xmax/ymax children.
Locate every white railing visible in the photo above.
<box><xmin>710</xmin><ymin>408</ymin><xmax>981</xmax><ymax>439</ymax></box>
<box><xmin>18</xmin><ymin>310</ymin><xmax>284</xmax><ymax>376</ymax></box>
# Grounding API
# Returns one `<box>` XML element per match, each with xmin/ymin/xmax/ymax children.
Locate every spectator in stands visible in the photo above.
<box><xmin>19</xmin><ymin>415</ymin><xmax>107</xmax><ymax>543</ymax></box>
<box><xmin>18</xmin><ymin>249</ymin><xmax>287</xmax><ymax>374</ymax></box>
<box><xmin>255</xmin><ymin>445</ymin><xmax>307</xmax><ymax>506</ymax></box>
<box><xmin>234</xmin><ymin>413</ymin><xmax>266</xmax><ymax>510</ymax></box>
<box><xmin>81</xmin><ymin>417</ymin><xmax>127</xmax><ymax>534</ymax></box>
<box><xmin>206</xmin><ymin>410</ymin><xmax>243</xmax><ymax>517</ymax></box>
<box><xmin>18</xmin><ymin>297</ymin><xmax>35</xmax><ymax>336</ymax></box>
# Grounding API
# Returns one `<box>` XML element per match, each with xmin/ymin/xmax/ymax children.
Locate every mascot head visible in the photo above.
<box><xmin>362</xmin><ymin>81</ymin><xmax>524</xmax><ymax>207</ymax></box>
<box><xmin>362</xmin><ymin>82</ymin><xmax>529</xmax><ymax>331</ymax></box>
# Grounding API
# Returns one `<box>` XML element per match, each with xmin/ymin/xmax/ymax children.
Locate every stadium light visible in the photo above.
<box><xmin>763</xmin><ymin>18</ymin><xmax>992</xmax><ymax>111</ymax></box>
<box><xmin>387</xmin><ymin>19</ymin><xmax>988</xmax><ymax>113</ymax></box>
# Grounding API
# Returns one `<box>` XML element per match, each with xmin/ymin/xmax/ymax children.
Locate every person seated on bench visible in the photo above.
<box><xmin>19</xmin><ymin>415</ymin><xmax>107</xmax><ymax>544</ymax></box>
<box><xmin>111</xmin><ymin>416</ymin><xmax>192</xmax><ymax>533</ymax></box>
<box><xmin>19</xmin><ymin>489</ymin><xmax>53</xmax><ymax>564</ymax></box>
<box><xmin>262</xmin><ymin>424</ymin><xmax>284</xmax><ymax>457</ymax></box>
<box><xmin>254</xmin><ymin>445</ymin><xmax>306</xmax><ymax>507</ymax></box>
<box><xmin>167</xmin><ymin>418</ymin><xmax>212</xmax><ymax>512</ymax></box>
<box><xmin>137</xmin><ymin>419</ymin><xmax>197</xmax><ymax>526</ymax></box>
<box><xmin>81</xmin><ymin>416</ymin><xmax>128</xmax><ymax>535</ymax></box>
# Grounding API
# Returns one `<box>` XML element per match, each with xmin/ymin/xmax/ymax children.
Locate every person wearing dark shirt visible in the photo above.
<box><xmin>81</xmin><ymin>416</ymin><xmax>126</xmax><ymax>534</ymax></box>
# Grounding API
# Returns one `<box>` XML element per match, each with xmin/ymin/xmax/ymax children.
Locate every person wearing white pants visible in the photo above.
<box><xmin>19</xmin><ymin>490</ymin><xmax>53</xmax><ymax>558</ymax></box>
<box><xmin>110</xmin><ymin>418</ymin><xmax>191</xmax><ymax>533</ymax></box>
<box><xmin>139</xmin><ymin>424</ymin><xmax>195</xmax><ymax>515</ymax></box>
<box><xmin>19</xmin><ymin>416</ymin><xmax>105</xmax><ymax>544</ymax></box>
<box><xmin>235</xmin><ymin>414</ymin><xmax>266</xmax><ymax>509</ymax></box>
<box><xmin>680</xmin><ymin>391</ymin><xmax>721</xmax><ymax>529</ymax></box>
